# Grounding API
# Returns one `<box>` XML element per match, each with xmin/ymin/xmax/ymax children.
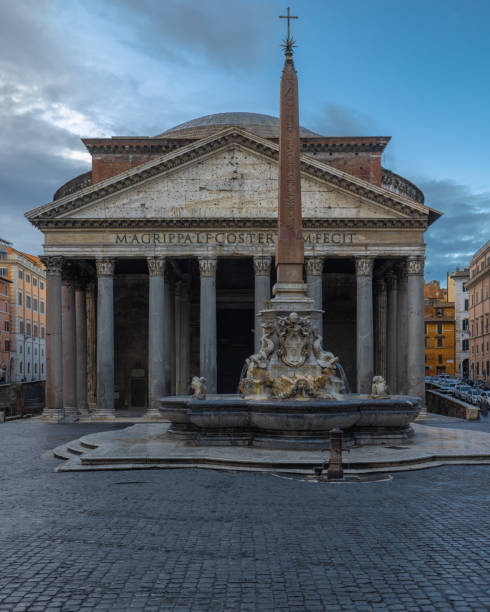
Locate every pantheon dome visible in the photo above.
<box><xmin>156</xmin><ymin>112</ymin><xmax>322</xmax><ymax>140</ymax></box>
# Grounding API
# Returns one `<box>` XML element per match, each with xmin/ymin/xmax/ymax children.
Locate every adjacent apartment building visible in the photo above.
<box><xmin>0</xmin><ymin>239</ymin><xmax>12</xmax><ymax>382</ymax></box>
<box><xmin>466</xmin><ymin>240</ymin><xmax>490</xmax><ymax>383</ymax></box>
<box><xmin>4</xmin><ymin>244</ymin><xmax>46</xmax><ymax>382</ymax></box>
<box><xmin>447</xmin><ymin>267</ymin><xmax>470</xmax><ymax>378</ymax></box>
<box><xmin>424</xmin><ymin>280</ymin><xmax>456</xmax><ymax>376</ymax></box>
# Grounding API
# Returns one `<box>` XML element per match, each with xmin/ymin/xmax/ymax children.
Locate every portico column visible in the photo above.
<box><xmin>176</xmin><ymin>281</ymin><xmax>191</xmax><ymax>395</ymax></box>
<box><xmin>397</xmin><ymin>261</ymin><xmax>409</xmax><ymax>394</ymax></box>
<box><xmin>86</xmin><ymin>282</ymin><xmax>96</xmax><ymax>411</ymax></box>
<box><xmin>40</xmin><ymin>256</ymin><xmax>63</xmax><ymax>421</ymax></box>
<box><xmin>407</xmin><ymin>256</ymin><xmax>425</xmax><ymax>402</ymax></box>
<box><xmin>253</xmin><ymin>256</ymin><xmax>271</xmax><ymax>352</ymax></box>
<box><xmin>355</xmin><ymin>257</ymin><xmax>374</xmax><ymax>394</ymax></box>
<box><xmin>386</xmin><ymin>271</ymin><xmax>398</xmax><ymax>393</ymax></box>
<box><xmin>75</xmin><ymin>280</ymin><xmax>89</xmax><ymax>414</ymax></box>
<box><xmin>62</xmin><ymin>271</ymin><xmax>77</xmax><ymax>419</ymax></box>
<box><xmin>164</xmin><ymin>277</ymin><xmax>176</xmax><ymax>395</ymax></box>
<box><xmin>375</xmin><ymin>278</ymin><xmax>387</xmax><ymax>380</ymax></box>
<box><xmin>146</xmin><ymin>256</ymin><xmax>166</xmax><ymax>417</ymax></box>
<box><xmin>199</xmin><ymin>257</ymin><xmax>217</xmax><ymax>393</ymax></box>
<box><xmin>95</xmin><ymin>258</ymin><xmax>115</xmax><ymax>418</ymax></box>
<box><xmin>306</xmin><ymin>257</ymin><xmax>324</xmax><ymax>336</ymax></box>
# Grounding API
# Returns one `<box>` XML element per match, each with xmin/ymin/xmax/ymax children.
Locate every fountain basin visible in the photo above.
<box><xmin>159</xmin><ymin>394</ymin><xmax>421</xmax><ymax>449</ymax></box>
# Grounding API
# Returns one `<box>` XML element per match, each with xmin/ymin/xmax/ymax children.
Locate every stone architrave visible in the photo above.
<box><xmin>40</xmin><ymin>256</ymin><xmax>64</xmax><ymax>421</ymax></box>
<box><xmin>75</xmin><ymin>279</ymin><xmax>89</xmax><ymax>414</ymax></box>
<box><xmin>375</xmin><ymin>278</ymin><xmax>387</xmax><ymax>381</ymax></box>
<box><xmin>62</xmin><ymin>271</ymin><xmax>77</xmax><ymax>418</ymax></box>
<box><xmin>85</xmin><ymin>282</ymin><xmax>96</xmax><ymax>410</ymax></box>
<box><xmin>95</xmin><ymin>257</ymin><xmax>115</xmax><ymax>418</ymax></box>
<box><xmin>306</xmin><ymin>257</ymin><xmax>324</xmax><ymax>335</ymax></box>
<box><xmin>147</xmin><ymin>256</ymin><xmax>166</xmax><ymax>417</ymax></box>
<box><xmin>397</xmin><ymin>261</ymin><xmax>409</xmax><ymax>394</ymax></box>
<box><xmin>386</xmin><ymin>271</ymin><xmax>398</xmax><ymax>393</ymax></box>
<box><xmin>355</xmin><ymin>257</ymin><xmax>374</xmax><ymax>394</ymax></box>
<box><xmin>199</xmin><ymin>257</ymin><xmax>217</xmax><ymax>393</ymax></box>
<box><xmin>253</xmin><ymin>256</ymin><xmax>271</xmax><ymax>352</ymax></box>
<box><xmin>407</xmin><ymin>255</ymin><xmax>425</xmax><ymax>402</ymax></box>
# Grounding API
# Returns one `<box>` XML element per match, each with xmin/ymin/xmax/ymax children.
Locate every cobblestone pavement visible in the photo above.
<box><xmin>1</xmin><ymin>421</ymin><xmax>489</xmax><ymax>612</ymax></box>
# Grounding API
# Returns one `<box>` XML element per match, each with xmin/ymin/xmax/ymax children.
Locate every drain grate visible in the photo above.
<box><xmin>113</xmin><ymin>481</ymin><xmax>148</xmax><ymax>486</ymax></box>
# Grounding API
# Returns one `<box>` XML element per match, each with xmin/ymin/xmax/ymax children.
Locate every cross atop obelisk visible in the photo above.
<box><xmin>275</xmin><ymin>8</ymin><xmax>304</xmax><ymax>288</ymax></box>
<box><xmin>279</xmin><ymin>7</ymin><xmax>298</xmax><ymax>41</ymax></box>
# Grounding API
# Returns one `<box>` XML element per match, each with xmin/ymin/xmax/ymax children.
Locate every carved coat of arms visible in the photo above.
<box><xmin>276</xmin><ymin>312</ymin><xmax>310</xmax><ymax>368</ymax></box>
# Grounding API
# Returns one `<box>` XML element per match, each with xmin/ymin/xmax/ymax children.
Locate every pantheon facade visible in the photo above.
<box><xmin>26</xmin><ymin>113</ymin><xmax>440</xmax><ymax>420</ymax></box>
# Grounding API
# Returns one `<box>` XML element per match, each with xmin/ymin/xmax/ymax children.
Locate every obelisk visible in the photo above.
<box><xmin>275</xmin><ymin>18</ymin><xmax>305</xmax><ymax>295</ymax></box>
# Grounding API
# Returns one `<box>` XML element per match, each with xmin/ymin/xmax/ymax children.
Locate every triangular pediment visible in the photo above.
<box><xmin>26</xmin><ymin>127</ymin><xmax>431</xmax><ymax>227</ymax></box>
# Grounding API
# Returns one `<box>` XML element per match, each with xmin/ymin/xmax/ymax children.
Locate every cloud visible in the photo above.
<box><xmin>419</xmin><ymin>178</ymin><xmax>490</xmax><ymax>283</ymax></box>
<box><xmin>313</xmin><ymin>103</ymin><xmax>376</xmax><ymax>136</ymax></box>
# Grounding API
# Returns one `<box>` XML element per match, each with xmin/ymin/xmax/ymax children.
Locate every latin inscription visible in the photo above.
<box><xmin>115</xmin><ymin>231</ymin><xmax>355</xmax><ymax>246</ymax></box>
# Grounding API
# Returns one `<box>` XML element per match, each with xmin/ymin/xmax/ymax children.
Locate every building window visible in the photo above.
<box><xmin>3</xmin><ymin>284</ymin><xmax>7</xmax><ymax>296</ymax></box>
<box><xmin>19</xmin><ymin>320</ymin><xmax>24</xmax><ymax>334</ymax></box>
<box><xmin>34</xmin><ymin>363</ymin><xmax>37</xmax><ymax>374</ymax></box>
<box><xmin>476</xmin><ymin>362</ymin><xmax>479</xmax><ymax>376</ymax></box>
<box><xmin>33</xmin><ymin>324</ymin><xmax>38</xmax><ymax>338</ymax></box>
<box><xmin>3</xmin><ymin>321</ymin><xmax>8</xmax><ymax>332</ymax></box>
<box><xmin>33</xmin><ymin>298</ymin><xmax>38</xmax><ymax>312</ymax></box>
<box><xmin>0</xmin><ymin>267</ymin><xmax>7</xmax><ymax>277</ymax></box>
<box><xmin>19</xmin><ymin>361</ymin><xmax>23</xmax><ymax>373</ymax></box>
<box><xmin>40</xmin><ymin>300</ymin><xmax>45</xmax><ymax>314</ymax></box>
<box><xmin>437</xmin><ymin>322</ymin><xmax>443</xmax><ymax>334</ymax></box>
<box><xmin>437</xmin><ymin>337</ymin><xmax>443</xmax><ymax>347</ymax></box>
<box><xmin>462</xmin><ymin>319</ymin><xmax>468</xmax><ymax>331</ymax></box>
<box><xmin>437</xmin><ymin>308</ymin><xmax>443</xmax><ymax>317</ymax></box>
<box><xmin>33</xmin><ymin>277</ymin><xmax>37</xmax><ymax>287</ymax></box>
<box><xmin>27</xmin><ymin>362</ymin><xmax>30</xmax><ymax>374</ymax></box>
<box><xmin>26</xmin><ymin>321</ymin><xmax>31</xmax><ymax>337</ymax></box>
<box><xmin>41</xmin><ymin>363</ymin><xmax>44</xmax><ymax>375</ymax></box>
<box><xmin>18</xmin><ymin>270</ymin><xmax>23</xmax><ymax>280</ymax></box>
<box><xmin>26</xmin><ymin>295</ymin><xmax>31</xmax><ymax>309</ymax></box>
<box><xmin>40</xmin><ymin>281</ymin><xmax>44</xmax><ymax>290</ymax></box>
<box><xmin>464</xmin><ymin>298</ymin><xmax>469</xmax><ymax>310</ymax></box>
<box><xmin>41</xmin><ymin>326</ymin><xmax>45</xmax><ymax>340</ymax></box>
<box><xmin>26</xmin><ymin>274</ymin><xmax>30</xmax><ymax>283</ymax></box>
<box><xmin>4</xmin><ymin>301</ymin><xmax>7</xmax><ymax>312</ymax></box>
<box><xmin>18</xmin><ymin>291</ymin><xmax>22</xmax><ymax>305</ymax></box>
<box><xmin>5</xmin><ymin>340</ymin><xmax>9</xmax><ymax>352</ymax></box>
<box><xmin>462</xmin><ymin>339</ymin><xmax>469</xmax><ymax>351</ymax></box>
<box><xmin>438</xmin><ymin>354</ymin><xmax>443</xmax><ymax>364</ymax></box>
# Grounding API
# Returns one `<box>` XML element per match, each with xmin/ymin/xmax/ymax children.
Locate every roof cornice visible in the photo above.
<box><xmin>26</xmin><ymin>127</ymin><xmax>431</xmax><ymax>226</ymax></box>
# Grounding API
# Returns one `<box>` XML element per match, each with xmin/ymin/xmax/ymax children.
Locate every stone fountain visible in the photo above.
<box><xmin>159</xmin><ymin>29</ymin><xmax>421</xmax><ymax>448</ymax></box>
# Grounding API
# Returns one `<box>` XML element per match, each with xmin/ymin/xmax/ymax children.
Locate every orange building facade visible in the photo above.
<box><xmin>424</xmin><ymin>280</ymin><xmax>456</xmax><ymax>376</ymax></box>
<box><xmin>4</xmin><ymin>245</ymin><xmax>46</xmax><ymax>382</ymax></box>
<box><xmin>0</xmin><ymin>239</ymin><xmax>12</xmax><ymax>382</ymax></box>
<box><xmin>466</xmin><ymin>241</ymin><xmax>490</xmax><ymax>383</ymax></box>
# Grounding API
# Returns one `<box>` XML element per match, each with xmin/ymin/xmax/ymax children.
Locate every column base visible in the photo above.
<box><xmin>144</xmin><ymin>407</ymin><xmax>167</xmax><ymax>421</ymax></box>
<box><xmin>39</xmin><ymin>408</ymin><xmax>64</xmax><ymax>423</ymax></box>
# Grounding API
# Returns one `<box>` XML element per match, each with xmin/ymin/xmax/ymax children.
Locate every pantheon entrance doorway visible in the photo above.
<box><xmin>217</xmin><ymin>308</ymin><xmax>254</xmax><ymax>393</ymax></box>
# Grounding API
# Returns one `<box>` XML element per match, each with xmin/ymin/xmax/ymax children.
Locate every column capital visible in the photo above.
<box><xmin>385</xmin><ymin>271</ymin><xmax>398</xmax><ymax>290</ymax></box>
<box><xmin>96</xmin><ymin>257</ymin><xmax>115</xmax><ymax>277</ymax></box>
<box><xmin>306</xmin><ymin>256</ymin><xmax>324</xmax><ymax>276</ymax></box>
<box><xmin>253</xmin><ymin>255</ymin><xmax>271</xmax><ymax>275</ymax></box>
<box><xmin>198</xmin><ymin>257</ymin><xmax>217</xmax><ymax>277</ymax></box>
<box><xmin>40</xmin><ymin>256</ymin><xmax>63</xmax><ymax>275</ymax></box>
<box><xmin>147</xmin><ymin>256</ymin><xmax>166</xmax><ymax>276</ymax></box>
<box><xmin>355</xmin><ymin>257</ymin><xmax>374</xmax><ymax>277</ymax></box>
<box><xmin>407</xmin><ymin>256</ymin><xmax>425</xmax><ymax>276</ymax></box>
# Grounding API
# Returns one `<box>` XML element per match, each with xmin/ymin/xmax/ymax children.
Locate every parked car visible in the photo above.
<box><xmin>438</xmin><ymin>385</ymin><xmax>453</xmax><ymax>394</ymax></box>
<box><xmin>424</xmin><ymin>376</ymin><xmax>432</xmax><ymax>384</ymax></box>
<box><xmin>469</xmin><ymin>389</ymin><xmax>482</xmax><ymax>405</ymax></box>
<box><xmin>461</xmin><ymin>388</ymin><xmax>473</xmax><ymax>403</ymax></box>
<box><xmin>455</xmin><ymin>385</ymin><xmax>471</xmax><ymax>400</ymax></box>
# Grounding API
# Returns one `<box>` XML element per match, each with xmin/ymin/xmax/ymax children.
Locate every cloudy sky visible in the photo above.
<box><xmin>1</xmin><ymin>0</ymin><xmax>489</xmax><ymax>283</ymax></box>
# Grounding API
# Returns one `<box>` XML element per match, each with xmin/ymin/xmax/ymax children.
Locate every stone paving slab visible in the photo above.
<box><xmin>53</xmin><ymin>418</ymin><xmax>490</xmax><ymax>473</ymax></box>
<box><xmin>2</xmin><ymin>420</ymin><xmax>490</xmax><ymax>611</ymax></box>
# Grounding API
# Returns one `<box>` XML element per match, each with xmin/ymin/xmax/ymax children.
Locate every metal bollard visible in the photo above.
<box><xmin>328</xmin><ymin>428</ymin><xmax>344</xmax><ymax>480</ymax></box>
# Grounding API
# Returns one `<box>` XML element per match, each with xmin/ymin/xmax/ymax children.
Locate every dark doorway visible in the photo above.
<box><xmin>217</xmin><ymin>308</ymin><xmax>254</xmax><ymax>393</ymax></box>
<box><xmin>131</xmin><ymin>378</ymin><xmax>146</xmax><ymax>407</ymax></box>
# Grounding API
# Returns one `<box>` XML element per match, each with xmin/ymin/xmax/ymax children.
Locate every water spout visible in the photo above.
<box><xmin>336</xmin><ymin>363</ymin><xmax>350</xmax><ymax>394</ymax></box>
